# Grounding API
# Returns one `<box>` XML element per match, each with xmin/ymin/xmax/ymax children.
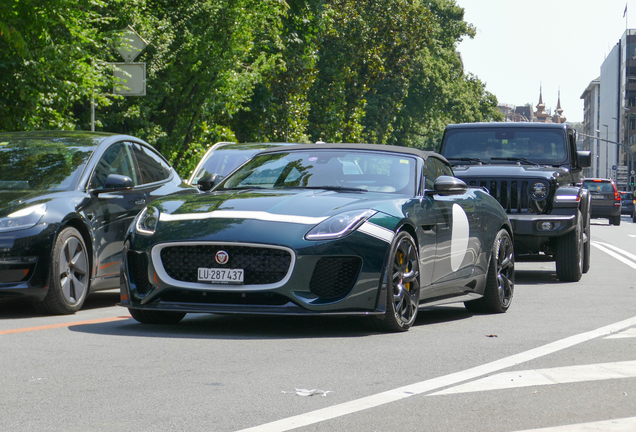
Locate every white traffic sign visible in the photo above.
<box><xmin>113</xmin><ymin>63</ymin><xmax>146</xmax><ymax>96</ymax></box>
<box><xmin>116</xmin><ymin>25</ymin><xmax>148</xmax><ymax>63</ymax></box>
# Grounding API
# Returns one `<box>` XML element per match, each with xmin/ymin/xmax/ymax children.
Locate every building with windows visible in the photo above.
<box><xmin>581</xmin><ymin>29</ymin><xmax>636</xmax><ymax>188</ymax></box>
<box><xmin>580</xmin><ymin>78</ymin><xmax>600</xmax><ymax>178</ymax></box>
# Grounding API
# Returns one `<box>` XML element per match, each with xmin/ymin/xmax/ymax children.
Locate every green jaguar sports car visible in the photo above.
<box><xmin>120</xmin><ymin>143</ymin><xmax>514</xmax><ymax>332</ymax></box>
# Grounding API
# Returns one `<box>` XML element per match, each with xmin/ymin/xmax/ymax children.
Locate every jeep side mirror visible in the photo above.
<box><xmin>577</xmin><ymin>151</ymin><xmax>591</xmax><ymax>168</ymax></box>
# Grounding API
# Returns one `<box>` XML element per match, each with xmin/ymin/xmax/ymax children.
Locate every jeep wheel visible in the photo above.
<box><xmin>582</xmin><ymin>201</ymin><xmax>591</xmax><ymax>274</ymax></box>
<box><xmin>610</xmin><ymin>216</ymin><xmax>621</xmax><ymax>226</ymax></box>
<box><xmin>555</xmin><ymin>211</ymin><xmax>583</xmax><ymax>282</ymax></box>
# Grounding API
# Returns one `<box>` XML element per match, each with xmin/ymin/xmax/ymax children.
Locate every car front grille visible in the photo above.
<box><xmin>127</xmin><ymin>251</ymin><xmax>151</xmax><ymax>294</ymax></box>
<box><xmin>465</xmin><ymin>178</ymin><xmax>544</xmax><ymax>214</ymax></box>
<box><xmin>309</xmin><ymin>257</ymin><xmax>362</xmax><ymax>299</ymax></box>
<box><xmin>159</xmin><ymin>244</ymin><xmax>292</xmax><ymax>285</ymax></box>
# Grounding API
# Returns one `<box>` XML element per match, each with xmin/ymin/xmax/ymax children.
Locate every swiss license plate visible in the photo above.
<box><xmin>198</xmin><ymin>268</ymin><xmax>244</xmax><ymax>284</ymax></box>
<box><xmin>591</xmin><ymin>195</ymin><xmax>605</xmax><ymax>200</ymax></box>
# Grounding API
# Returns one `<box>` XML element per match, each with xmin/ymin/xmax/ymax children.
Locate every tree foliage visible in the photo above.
<box><xmin>0</xmin><ymin>0</ymin><xmax>502</xmax><ymax>177</ymax></box>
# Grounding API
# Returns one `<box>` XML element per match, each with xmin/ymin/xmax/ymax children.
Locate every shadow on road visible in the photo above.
<box><xmin>0</xmin><ymin>290</ymin><xmax>120</xmax><ymax>320</ymax></box>
<box><xmin>66</xmin><ymin>303</ymin><xmax>476</xmax><ymax>340</ymax></box>
<box><xmin>515</xmin><ymin>268</ymin><xmax>561</xmax><ymax>285</ymax></box>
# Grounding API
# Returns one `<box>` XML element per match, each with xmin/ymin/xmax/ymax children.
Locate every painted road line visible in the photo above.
<box><xmin>606</xmin><ymin>327</ymin><xmax>636</xmax><ymax>339</ymax></box>
<box><xmin>0</xmin><ymin>316</ymin><xmax>131</xmax><ymax>335</ymax></box>
<box><xmin>591</xmin><ymin>242</ymin><xmax>636</xmax><ymax>270</ymax></box>
<box><xmin>429</xmin><ymin>360</ymin><xmax>636</xmax><ymax>395</ymax></box>
<box><xmin>236</xmin><ymin>315</ymin><xmax>636</xmax><ymax>432</ymax></box>
<box><xmin>510</xmin><ymin>416</ymin><xmax>636</xmax><ymax>432</ymax></box>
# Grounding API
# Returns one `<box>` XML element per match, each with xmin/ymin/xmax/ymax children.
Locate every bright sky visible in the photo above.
<box><xmin>456</xmin><ymin>0</ymin><xmax>632</xmax><ymax>123</ymax></box>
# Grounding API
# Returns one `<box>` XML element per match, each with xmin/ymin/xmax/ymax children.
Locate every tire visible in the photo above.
<box><xmin>129</xmin><ymin>308</ymin><xmax>186</xmax><ymax>324</ymax></box>
<box><xmin>555</xmin><ymin>211</ymin><xmax>583</xmax><ymax>282</ymax></box>
<box><xmin>373</xmin><ymin>231</ymin><xmax>420</xmax><ymax>332</ymax></box>
<box><xmin>34</xmin><ymin>227</ymin><xmax>90</xmax><ymax>315</ymax></box>
<box><xmin>611</xmin><ymin>216</ymin><xmax>621</xmax><ymax>226</ymax></box>
<box><xmin>582</xmin><ymin>201</ymin><xmax>591</xmax><ymax>274</ymax></box>
<box><xmin>464</xmin><ymin>229</ymin><xmax>514</xmax><ymax>313</ymax></box>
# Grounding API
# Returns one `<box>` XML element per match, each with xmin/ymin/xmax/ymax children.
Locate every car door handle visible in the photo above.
<box><xmin>135</xmin><ymin>199</ymin><xmax>146</xmax><ymax>205</ymax></box>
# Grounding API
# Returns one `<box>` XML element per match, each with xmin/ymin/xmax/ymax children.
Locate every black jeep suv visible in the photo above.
<box><xmin>439</xmin><ymin>122</ymin><xmax>592</xmax><ymax>282</ymax></box>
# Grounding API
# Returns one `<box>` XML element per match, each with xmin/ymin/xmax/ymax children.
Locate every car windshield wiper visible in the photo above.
<box><xmin>446</xmin><ymin>157</ymin><xmax>483</xmax><ymax>164</ymax></box>
<box><xmin>490</xmin><ymin>157</ymin><xmax>540</xmax><ymax>166</ymax></box>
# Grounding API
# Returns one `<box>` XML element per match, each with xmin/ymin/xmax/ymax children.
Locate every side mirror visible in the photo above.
<box><xmin>197</xmin><ymin>173</ymin><xmax>223</xmax><ymax>192</ymax></box>
<box><xmin>577</xmin><ymin>151</ymin><xmax>591</xmax><ymax>168</ymax></box>
<box><xmin>96</xmin><ymin>174</ymin><xmax>134</xmax><ymax>193</ymax></box>
<box><xmin>428</xmin><ymin>175</ymin><xmax>468</xmax><ymax>195</ymax></box>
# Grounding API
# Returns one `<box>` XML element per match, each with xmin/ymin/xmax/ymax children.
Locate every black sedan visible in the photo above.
<box><xmin>121</xmin><ymin>144</ymin><xmax>515</xmax><ymax>332</ymax></box>
<box><xmin>0</xmin><ymin>131</ymin><xmax>196</xmax><ymax>314</ymax></box>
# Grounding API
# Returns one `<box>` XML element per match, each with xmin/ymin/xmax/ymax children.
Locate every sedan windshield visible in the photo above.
<box><xmin>443</xmin><ymin>128</ymin><xmax>568</xmax><ymax>165</ymax></box>
<box><xmin>218</xmin><ymin>150</ymin><xmax>417</xmax><ymax>195</ymax></box>
<box><xmin>0</xmin><ymin>138</ymin><xmax>94</xmax><ymax>191</ymax></box>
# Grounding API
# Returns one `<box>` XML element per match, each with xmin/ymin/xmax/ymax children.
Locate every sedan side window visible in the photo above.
<box><xmin>89</xmin><ymin>142</ymin><xmax>137</xmax><ymax>190</ymax></box>
<box><xmin>131</xmin><ymin>143</ymin><xmax>172</xmax><ymax>185</ymax></box>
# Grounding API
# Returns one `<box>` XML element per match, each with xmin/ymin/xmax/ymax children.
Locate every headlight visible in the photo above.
<box><xmin>530</xmin><ymin>181</ymin><xmax>549</xmax><ymax>200</ymax></box>
<box><xmin>305</xmin><ymin>209</ymin><xmax>376</xmax><ymax>240</ymax></box>
<box><xmin>135</xmin><ymin>206</ymin><xmax>160</xmax><ymax>235</ymax></box>
<box><xmin>0</xmin><ymin>203</ymin><xmax>47</xmax><ymax>232</ymax></box>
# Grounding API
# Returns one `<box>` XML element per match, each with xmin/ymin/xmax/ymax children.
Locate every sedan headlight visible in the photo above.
<box><xmin>0</xmin><ymin>203</ymin><xmax>47</xmax><ymax>232</ymax></box>
<box><xmin>529</xmin><ymin>181</ymin><xmax>549</xmax><ymax>200</ymax></box>
<box><xmin>135</xmin><ymin>206</ymin><xmax>160</xmax><ymax>235</ymax></box>
<box><xmin>305</xmin><ymin>209</ymin><xmax>376</xmax><ymax>240</ymax></box>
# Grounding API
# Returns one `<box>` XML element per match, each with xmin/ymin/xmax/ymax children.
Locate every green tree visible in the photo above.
<box><xmin>0</xmin><ymin>0</ymin><xmax>117</xmax><ymax>131</ymax></box>
<box><xmin>99</xmin><ymin>0</ymin><xmax>288</xmax><ymax>177</ymax></box>
<box><xmin>393</xmin><ymin>0</ymin><xmax>503</xmax><ymax>150</ymax></box>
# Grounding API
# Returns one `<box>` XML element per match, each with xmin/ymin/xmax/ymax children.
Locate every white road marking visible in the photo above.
<box><xmin>236</xmin><ymin>316</ymin><xmax>636</xmax><ymax>432</ymax></box>
<box><xmin>591</xmin><ymin>242</ymin><xmax>636</xmax><ymax>270</ymax></box>
<box><xmin>429</xmin><ymin>360</ymin><xmax>636</xmax><ymax>395</ymax></box>
<box><xmin>605</xmin><ymin>328</ymin><xmax>636</xmax><ymax>339</ymax></box>
<box><xmin>510</xmin><ymin>416</ymin><xmax>636</xmax><ymax>432</ymax></box>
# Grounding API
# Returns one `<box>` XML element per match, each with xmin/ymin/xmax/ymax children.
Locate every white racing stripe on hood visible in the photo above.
<box><xmin>159</xmin><ymin>210</ymin><xmax>327</xmax><ymax>225</ymax></box>
<box><xmin>358</xmin><ymin>221</ymin><xmax>395</xmax><ymax>243</ymax></box>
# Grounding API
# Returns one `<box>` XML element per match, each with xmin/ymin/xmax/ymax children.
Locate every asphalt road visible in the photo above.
<box><xmin>1</xmin><ymin>215</ymin><xmax>635</xmax><ymax>432</ymax></box>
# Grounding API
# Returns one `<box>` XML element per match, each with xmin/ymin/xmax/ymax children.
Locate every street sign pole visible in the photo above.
<box><xmin>91</xmin><ymin>25</ymin><xmax>148</xmax><ymax>130</ymax></box>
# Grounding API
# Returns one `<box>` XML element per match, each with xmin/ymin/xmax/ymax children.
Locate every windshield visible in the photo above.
<box><xmin>443</xmin><ymin>128</ymin><xmax>568</xmax><ymax>165</ymax></box>
<box><xmin>0</xmin><ymin>138</ymin><xmax>94</xmax><ymax>191</ymax></box>
<box><xmin>218</xmin><ymin>150</ymin><xmax>417</xmax><ymax>195</ymax></box>
<box><xmin>190</xmin><ymin>147</ymin><xmax>262</xmax><ymax>184</ymax></box>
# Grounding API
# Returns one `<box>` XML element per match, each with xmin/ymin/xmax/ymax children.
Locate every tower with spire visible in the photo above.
<box><xmin>534</xmin><ymin>85</ymin><xmax>550</xmax><ymax>123</ymax></box>
<box><xmin>552</xmin><ymin>90</ymin><xmax>567</xmax><ymax>123</ymax></box>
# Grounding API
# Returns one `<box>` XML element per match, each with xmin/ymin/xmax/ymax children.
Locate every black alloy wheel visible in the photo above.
<box><xmin>374</xmin><ymin>231</ymin><xmax>420</xmax><ymax>332</ymax></box>
<box><xmin>35</xmin><ymin>227</ymin><xmax>90</xmax><ymax>315</ymax></box>
<box><xmin>465</xmin><ymin>229</ymin><xmax>514</xmax><ymax>313</ymax></box>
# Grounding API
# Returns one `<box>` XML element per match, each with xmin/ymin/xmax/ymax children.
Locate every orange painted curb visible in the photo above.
<box><xmin>0</xmin><ymin>316</ymin><xmax>131</xmax><ymax>335</ymax></box>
